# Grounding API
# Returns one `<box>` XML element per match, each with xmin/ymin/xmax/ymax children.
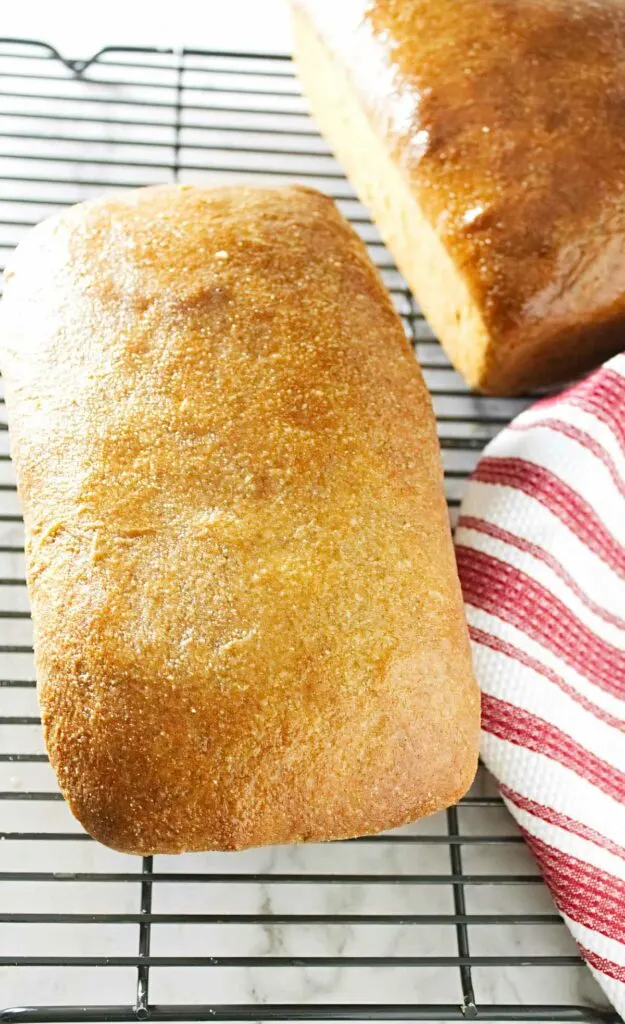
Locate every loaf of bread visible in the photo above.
<box><xmin>0</xmin><ymin>184</ymin><xmax>479</xmax><ymax>854</ymax></box>
<box><xmin>292</xmin><ymin>0</ymin><xmax>625</xmax><ymax>395</ymax></box>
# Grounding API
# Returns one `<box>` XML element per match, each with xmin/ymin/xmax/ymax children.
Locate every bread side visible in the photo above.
<box><xmin>292</xmin><ymin>0</ymin><xmax>625</xmax><ymax>394</ymax></box>
<box><xmin>0</xmin><ymin>184</ymin><xmax>479</xmax><ymax>853</ymax></box>
<box><xmin>292</xmin><ymin>4</ymin><xmax>493</xmax><ymax>391</ymax></box>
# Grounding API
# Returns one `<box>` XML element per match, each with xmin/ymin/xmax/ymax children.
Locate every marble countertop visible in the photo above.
<box><xmin>0</xmin><ymin>0</ymin><xmax>294</xmax><ymax>60</ymax></box>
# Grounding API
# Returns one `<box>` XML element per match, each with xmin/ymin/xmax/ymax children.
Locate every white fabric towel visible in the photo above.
<box><xmin>456</xmin><ymin>354</ymin><xmax>625</xmax><ymax>1017</ymax></box>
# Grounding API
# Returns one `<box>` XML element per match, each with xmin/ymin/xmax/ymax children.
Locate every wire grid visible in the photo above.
<box><xmin>0</xmin><ymin>39</ymin><xmax>617</xmax><ymax>1024</ymax></box>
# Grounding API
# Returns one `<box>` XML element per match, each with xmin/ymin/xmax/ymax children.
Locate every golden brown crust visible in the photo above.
<box><xmin>292</xmin><ymin>0</ymin><xmax>625</xmax><ymax>394</ymax></box>
<box><xmin>0</xmin><ymin>184</ymin><xmax>479</xmax><ymax>853</ymax></box>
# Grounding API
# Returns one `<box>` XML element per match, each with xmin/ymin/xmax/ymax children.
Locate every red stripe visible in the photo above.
<box><xmin>579</xmin><ymin>945</ymin><xmax>625</xmax><ymax>984</ymax></box>
<box><xmin>458</xmin><ymin>546</ymin><xmax>625</xmax><ymax>700</ymax></box>
<box><xmin>509</xmin><ymin>416</ymin><xmax>625</xmax><ymax>502</ymax></box>
<box><xmin>536</xmin><ymin>367</ymin><xmax>625</xmax><ymax>455</ymax></box>
<box><xmin>469</xmin><ymin>625</ymin><xmax>625</xmax><ymax>734</ymax></box>
<box><xmin>482</xmin><ymin>693</ymin><xmax>625</xmax><ymax>805</ymax></box>
<box><xmin>500</xmin><ymin>783</ymin><xmax>625</xmax><ymax>861</ymax></box>
<box><xmin>472</xmin><ymin>457</ymin><xmax>625</xmax><ymax>578</ymax></box>
<box><xmin>576</xmin><ymin>370</ymin><xmax>625</xmax><ymax>455</ymax></box>
<box><xmin>516</xmin><ymin>829</ymin><xmax>625</xmax><ymax>945</ymax></box>
<box><xmin>459</xmin><ymin>515</ymin><xmax>625</xmax><ymax>631</ymax></box>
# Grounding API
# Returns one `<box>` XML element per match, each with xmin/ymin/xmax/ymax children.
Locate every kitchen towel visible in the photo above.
<box><xmin>455</xmin><ymin>353</ymin><xmax>625</xmax><ymax>1017</ymax></box>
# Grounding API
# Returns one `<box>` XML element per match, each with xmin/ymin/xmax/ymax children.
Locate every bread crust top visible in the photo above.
<box><xmin>1</xmin><ymin>184</ymin><xmax>478</xmax><ymax>853</ymax></box>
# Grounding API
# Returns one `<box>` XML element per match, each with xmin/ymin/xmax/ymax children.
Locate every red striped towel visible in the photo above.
<box><xmin>455</xmin><ymin>354</ymin><xmax>625</xmax><ymax>1016</ymax></box>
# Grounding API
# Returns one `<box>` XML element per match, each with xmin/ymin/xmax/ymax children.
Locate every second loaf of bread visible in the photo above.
<box><xmin>292</xmin><ymin>0</ymin><xmax>625</xmax><ymax>394</ymax></box>
<box><xmin>0</xmin><ymin>184</ymin><xmax>479</xmax><ymax>853</ymax></box>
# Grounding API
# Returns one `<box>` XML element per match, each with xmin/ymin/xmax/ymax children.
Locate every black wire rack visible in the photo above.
<box><xmin>0</xmin><ymin>38</ymin><xmax>618</xmax><ymax>1024</ymax></box>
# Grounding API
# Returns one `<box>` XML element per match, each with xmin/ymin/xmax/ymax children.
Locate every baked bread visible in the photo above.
<box><xmin>0</xmin><ymin>183</ymin><xmax>479</xmax><ymax>854</ymax></box>
<box><xmin>292</xmin><ymin>0</ymin><xmax>625</xmax><ymax>395</ymax></box>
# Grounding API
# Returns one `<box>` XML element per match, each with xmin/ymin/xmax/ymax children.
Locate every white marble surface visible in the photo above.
<box><xmin>0</xmin><ymin>33</ymin><xmax>612</xmax><ymax>1021</ymax></box>
<box><xmin>1</xmin><ymin>0</ymin><xmax>294</xmax><ymax>59</ymax></box>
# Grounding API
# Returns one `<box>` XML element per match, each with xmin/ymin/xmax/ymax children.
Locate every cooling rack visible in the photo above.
<box><xmin>0</xmin><ymin>37</ymin><xmax>617</xmax><ymax>1024</ymax></box>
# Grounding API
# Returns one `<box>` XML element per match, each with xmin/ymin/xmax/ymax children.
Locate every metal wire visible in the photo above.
<box><xmin>0</xmin><ymin>37</ymin><xmax>617</xmax><ymax>1024</ymax></box>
